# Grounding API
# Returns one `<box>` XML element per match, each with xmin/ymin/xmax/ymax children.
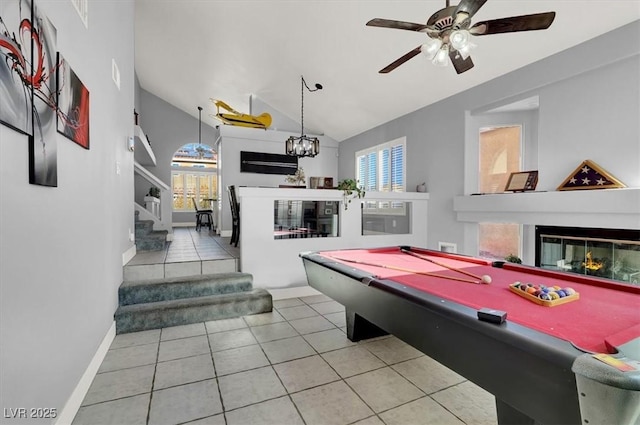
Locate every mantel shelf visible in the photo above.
<box><xmin>134</xmin><ymin>125</ymin><xmax>156</xmax><ymax>166</ymax></box>
<box><xmin>453</xmin><ymin>188</ymin><xmax>640</xmax><ymax>229</ymax></box>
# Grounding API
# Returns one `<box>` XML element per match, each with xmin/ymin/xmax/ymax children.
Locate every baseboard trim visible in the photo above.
<box><xmin>268</xmin><ymin>285</ymin><xmax>321</xmax><ymax>300</ymax></box>
<box><xmin>122</xmin><ymin>244</ymin><xmax>136</xmax><ymax>266</ymax></box>
<box><xmin>55</xmin><ymin>321</ymin><xmax>116</xmax><ymax>425</ymax></box>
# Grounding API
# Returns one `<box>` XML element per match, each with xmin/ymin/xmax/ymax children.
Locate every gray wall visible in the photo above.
<box><xmin>0</xmin><ymin>0</ymin><xmax>135</xmax><ymax>418</ymax></box>
<box><xmin>338</xmin><ymin>21</ymin><xmax>640</xmax><ymax>255</ymax></box>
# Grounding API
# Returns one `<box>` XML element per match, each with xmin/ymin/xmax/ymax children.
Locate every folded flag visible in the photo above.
<box><xmin>557</xmin><ymin>159</ymin><xmax>625</xmax><ymax>191</ymax></box>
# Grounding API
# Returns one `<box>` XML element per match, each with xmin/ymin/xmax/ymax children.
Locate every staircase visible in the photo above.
<box><xmin>115</xmin><ymin>273</ymin><xmax>272</xmax><ymax>334</ymax></box>
<box><xmin>135</xmin><ymin>218</ymin><xmax>168</xmax><ymax>251</ymax></box>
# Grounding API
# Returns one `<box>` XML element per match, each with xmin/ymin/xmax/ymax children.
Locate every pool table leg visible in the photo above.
<box><xmin>495</xmin><ymin>399</ymin><xmax>536</xmax><ymax>425</ymax></box>
<box><xmin>346</xmin><ymin>309</ymin><xmax>388</xmax><ymax>342</ymax></box>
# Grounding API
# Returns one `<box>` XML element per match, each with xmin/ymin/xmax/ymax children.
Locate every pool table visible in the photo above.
<box><xmin>300</xmin><ymin>246</ymin><xmax>640</xmax><ymax>425</ymax></box>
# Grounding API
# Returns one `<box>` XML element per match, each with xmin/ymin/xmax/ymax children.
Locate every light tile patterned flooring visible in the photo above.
<box><xmin>128</xmin><ymin>227</ymin><xmax>239</xmax><ymax>265</ymax></box>
<box><xmin>124</xmin><ymin>228</ymin><xmax>240</xmax><ymax>280</ymax></box>
<box><xmin>73</xmin><ymin>296</ymin><xmax>498</xmax><ymax>425</ymax></box>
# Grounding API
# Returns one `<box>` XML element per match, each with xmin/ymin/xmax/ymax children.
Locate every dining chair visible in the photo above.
<box><xmin>192</xmin><ymin>198</ymin><xmax>214</xmax><ymax>231</ymax></box>
<box><xmin>228</xmin><ymin>185</ymin><xmax>240</xmax><ymax>247</ymax></box>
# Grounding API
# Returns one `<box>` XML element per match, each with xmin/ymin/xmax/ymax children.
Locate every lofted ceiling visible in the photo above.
<box><xmin>134</xmin><ymin>1</ymin><xmax>640</xmax><ymax>142</ymax></box>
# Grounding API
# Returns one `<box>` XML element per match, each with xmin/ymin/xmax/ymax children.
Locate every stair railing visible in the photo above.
<box><xmin>134</xmin><ymin>161</ymin><xmax>172</xmax><ymax>235</ymax></box>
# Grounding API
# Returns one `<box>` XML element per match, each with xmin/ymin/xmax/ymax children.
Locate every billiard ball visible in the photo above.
<box><xmin>481</xmin><ymin>275</ymin><xmax>492</xmax><ymax>284</ymax></box>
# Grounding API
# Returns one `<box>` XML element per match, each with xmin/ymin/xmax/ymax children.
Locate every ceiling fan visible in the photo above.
<box><xmin>367</xmin><ymin>0</ymin><xmax>556</xmax><ymax>74</ymax></box>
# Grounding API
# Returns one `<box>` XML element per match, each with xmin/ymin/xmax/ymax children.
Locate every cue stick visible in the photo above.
<box><xmin>328</xmin><ymin>255</ymin><xmax>480</xmax><ymax>284</ymax></box>
<box><xmin>400</xmin><ymin>248</ymin><xmax>484</xmax><ymax>280</ymax></box>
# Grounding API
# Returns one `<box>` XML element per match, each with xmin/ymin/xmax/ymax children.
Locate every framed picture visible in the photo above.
<box><xmin>57</xmin><ymin>53</ymin><xmax>90</xmax><ymax>149</ymax></box>
<box><xmin>0</xmin><ymin>0</ymin><xmax>33</xmax><ymax>136</ymax></box>
<box><xmin>309</xmin><ymin>177</ymin><xmax>321</xmax><ymax>189</ymax></box>
<box><xmin>323</xmin><ymin>177</ymin><xmax>334</xmax><ymax>188</ymax></box>
<box><xmin>505</xmin><ymin>170</ymin><xmax>538</xmax><ymax>192</ymax></box>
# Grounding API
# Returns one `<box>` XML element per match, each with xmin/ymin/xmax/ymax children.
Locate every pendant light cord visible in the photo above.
<box><xmin>198</xmin><ymin>106</ymin><xmax>203</xmax><ymax>145</ymax></box>
<box><xmin>300</xmin><ymin>76</ymin><xmax>322</xmax><ymax>138</ymax></box>
<box><xmin>300</xmin><ymin>77</ymin><xmax>305</xmax><ymax>137</ymax></box>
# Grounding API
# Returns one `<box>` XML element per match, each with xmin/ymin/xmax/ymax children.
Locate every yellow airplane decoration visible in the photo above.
<box><xmin>210</xmin><ymin>99</ymin><xmax>272</xmax><ymax>129</ymax></box>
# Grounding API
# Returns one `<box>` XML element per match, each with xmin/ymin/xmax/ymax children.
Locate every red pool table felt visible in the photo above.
<box><xmin>322</xmin><ymin>247</ymin><xmax>640</xmax><ymax>354</ymax></box>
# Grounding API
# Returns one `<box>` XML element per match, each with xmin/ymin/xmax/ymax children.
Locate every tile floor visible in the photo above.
<box><xmin>73</xmin><ymin>295</ymin><xmax>498</xmax><ymax>425</ymax></box>
<box><xmin>124</xmin><ymin>228</ymin><xmax>240</xmax><ymax>281</ymax></box>
<box><xmin>129</xmin><ymin>227</ymin><xmax>239</xmax><ymax>264</ymax></box>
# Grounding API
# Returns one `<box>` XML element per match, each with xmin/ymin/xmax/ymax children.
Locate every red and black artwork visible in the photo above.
<box><xmin>1</xmin><ymin>0</ymin><xmax>65</xmax><ymax>187</ymax></box>
<box><xmin>57</xmin><ymin>53</ymin><xmax>89</xmax><ymax>149</ymax></box>
<box><xmin>0</xmin><ymin>0</ymin><xmax>35</xmax><ymax>135</ymax></box>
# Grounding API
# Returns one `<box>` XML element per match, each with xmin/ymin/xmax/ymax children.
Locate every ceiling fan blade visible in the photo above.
<box><xmin>449</xmin><ymin>50</ymin><xmax>474</xmax><ymax>74</ymax></box>
<box><xmin>454</xmin><ymin>0</ymin><xmax>488</xmax><ymax>20</ymax></box>
<box><xmin>470</xmin><ymin>12</ymin><xmax>556</xmax><ymax>35</ymax></box>
<box><xmin>366</xmin><ymin>18</ymin><xmax>429</xmax><ymax>32</ymax></box>
<box><xmin>379</xmin><ymin>46</ymin><xmax>422</xmax><ymax>74</ymax></box>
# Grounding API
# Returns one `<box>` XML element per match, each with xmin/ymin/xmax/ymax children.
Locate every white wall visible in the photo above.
<box><xmin>218</xmin><ymin>125</ymin><xmax>339</xmax><ymax>236</ymax></box>
<box><xmin>238</xmin><ymin>187</ymin><xmax>429</xmax><ymax>288</ymax></box>
<box><xmin>0</xmin><ymin>0</ymin><xmax>135</xmax><ymax>419</ymax></box>
<box><xmin>338</xmin><ymin>21</ymin><xmax>640</xmax><ymax>258</ymax></box>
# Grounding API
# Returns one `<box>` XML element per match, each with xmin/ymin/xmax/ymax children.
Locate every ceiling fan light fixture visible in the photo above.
<box><xmin>432</xmin><ymin>45</ymin><xmax>449</xmax><ymax>67</ymax></box>
<box><xmin>366</xmin><ymin>1</ymin><xmax>555</xmax><ymax>75</ymax></box>
<box><xmin>420</xmin><ymin>38</ymin><xmax>442</xmax><ymax>60</ymax></box>
<box><xmin>450</xmin><ymin>29</ymin><xmax>471</xmax><ymax>51</ymax></box>
<box><xmin>457</xmin><ymin>41</ymin><xmax>476</xmax><ymax>60</ymax></box>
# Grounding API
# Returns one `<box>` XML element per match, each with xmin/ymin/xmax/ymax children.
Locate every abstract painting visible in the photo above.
<box><xmin>57</xmin><ymin>53</ymin><xmax>89</xmax><ymax>149</ymax></box>
<box><xmin>0</xmin><ymin>0</ymin><xmax>33</xmax><ymax>135</ymax></box>
<box><xmin>29</xmin><ymin>1</ymin><xmax>58</xmax><ymax>186</ymax></box>
<box><xmin>0</xmin><ymin>0</ymin><xmax>60</xmax><ymax>186</ymax></box>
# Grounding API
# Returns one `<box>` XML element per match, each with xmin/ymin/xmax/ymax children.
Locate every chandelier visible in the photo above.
<box><xmin>286</xmin><ymin>75</ymin><xmax>323</xmax><ymax>157</ymax></box>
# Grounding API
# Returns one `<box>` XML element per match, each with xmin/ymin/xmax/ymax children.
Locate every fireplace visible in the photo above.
<box><xmin>535</xmin><ymin>226</ymin><xmax>640</xmax><ymax>284</ymax></box>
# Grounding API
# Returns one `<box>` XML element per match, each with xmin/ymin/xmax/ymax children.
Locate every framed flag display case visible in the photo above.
<box><xmin>557</xmin><ymin>160</ymin><xmax>625</xmax><ymax>191</ymax></box>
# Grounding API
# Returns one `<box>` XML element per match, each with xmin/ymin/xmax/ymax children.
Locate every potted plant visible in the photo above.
<box><xmin>337</xmin><ymin>179</ymin><xmax>365</xmax><ymax>210</ymax></box>
<box><xmin>147</xmin><ymin>186</ymin><xmax>160</xmax><ymax>198</ymax></box>
<box><xmin>285</xmin><ymin>167</ymin><xmax>306</xmax><ymax>186</ymax></box>
<box><xmin>505</xmin><ymin>254</ymin><xmax>522</xmax><ymax>264</ymax></box>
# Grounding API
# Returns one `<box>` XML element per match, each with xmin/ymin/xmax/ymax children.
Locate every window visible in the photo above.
<box><xmin>479</xmin><ymin>223</ymin><xmax>521</xmax><ymax>261</ymax></box>
<box><xmin>171</xmin><ymin>142</ymin><xmax>217</xmax><ymax>211</ymax></box>
<box><xmin>356</xmin><ymin>137</ymin><xmax>406</xmax><ymax>213</ymax></box>
<box><xmin>478</xmin><ymin>125</ymin><xmax>522</xmax><ymax>260</ymax></box>
<box><xmin>478</xmin><ymin>126</ymin><xmax>521</xmax><ymax>193</ymax></box>
<box><xmin>171</xmin><ymin>172</ymin><xmax>216</xmax><ymax>211</ymax></box>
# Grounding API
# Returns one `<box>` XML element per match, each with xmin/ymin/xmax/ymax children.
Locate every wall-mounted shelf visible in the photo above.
<box><xmin>453</xmin><ymin>188</ymin><xmax>640</xmax><ymax>229</ymax></box>
<box><xmin>134</xmin><ymin>125</ymin><xmax>156</xmax><ymax>166</ymax></box>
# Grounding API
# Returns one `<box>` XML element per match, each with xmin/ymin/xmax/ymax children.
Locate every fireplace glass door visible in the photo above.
<box><xmin>537</xmin><ymin>226</ymin><xmax>640</xmax><ymax>285</ymax></box>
